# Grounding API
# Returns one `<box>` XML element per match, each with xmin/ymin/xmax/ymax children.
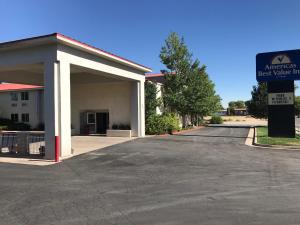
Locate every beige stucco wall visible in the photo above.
<box><xmin>0</xmin><ymin>89</ymin><xmax>43</xmax><ymax>129</ymax></box>
<box><xmin>71</xmin><ymin>81</ymin><xmax>131</xmax><ymax>134</ymax></box>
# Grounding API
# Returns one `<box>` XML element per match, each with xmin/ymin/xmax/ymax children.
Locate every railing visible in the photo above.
<box><xmin>27</xmin><ymin>133</ymin><xmax>45</xmax><ymax>156</ymax></box>
<box><xmin>0</xmin><ymin>131</ymin><xmax>45</xmax><ymax>156</ymax></box>
<box><xmin>0</xmin><ymin>132</ymin><xmax>18</xmax><ymax>154</ymax></box>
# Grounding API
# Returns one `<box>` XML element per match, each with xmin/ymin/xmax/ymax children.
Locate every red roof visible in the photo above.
<box><xmin>0</xmin><ymin>83</ymin><xmax>43</xmax><ymax>92</ymax></box>
<box><xmin>145</xmin><ymin>72</ymin><xmax>177</xmax><ymax>78</ymax></box>
<box><xmin>145</xmin><ymin>73</ymin><xmax>165</xmax><ymax>78</ymax></box>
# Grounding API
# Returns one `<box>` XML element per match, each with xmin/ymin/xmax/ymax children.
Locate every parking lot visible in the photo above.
<box><xmin>1</xmin><ymin>127</ymin><xmax>300</xmax><ymax>225</ymax></box>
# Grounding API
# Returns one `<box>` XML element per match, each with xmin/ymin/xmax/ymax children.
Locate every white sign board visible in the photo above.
<box><xmin>268</xmin><ymin>92</ymin><xmax>294</xmax><ymax>105</ymax></box>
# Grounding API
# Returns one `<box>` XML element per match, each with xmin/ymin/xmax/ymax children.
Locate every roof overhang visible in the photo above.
<box><xmin>0</xmin><ymin>33</ymin><xmax>152</xmax><ymax>73</ymax></box>
<box><xmin>0</xmin><ymin>84</ymin><xmax>43</xmax><ymax>92</ymax></box>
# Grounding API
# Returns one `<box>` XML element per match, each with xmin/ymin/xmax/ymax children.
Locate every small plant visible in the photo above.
<box><xmin>210</xmin><ymin>115</ymin><xmax>223</xmax><ymax>124</ymax></box>
<box><xmin>9</xmin><ymin>123</ymin><xmax>31</xmax><ymax>131</ymax></box>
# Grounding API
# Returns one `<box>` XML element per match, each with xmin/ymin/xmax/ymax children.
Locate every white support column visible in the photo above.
<box><xmin>44</xmin><ymin>61</ymin><xmax>59</xmax><ymax>159</ymax></box>
<box><xmin>59</xmin><ymin>61</ymin><xmax>72</xmax><ymax>157</ymax></box>
<box><xmin>131</xmin><ymin>80</ymin><xmax>145</xmax><ymax>137</ymax></box>
<box><xmin>44</xmin><ymin>60</ymin><xmax>71</xmax><ymax>159</ymax></box>
<box><xmin>140</xmin><ymin>80</ymin><xmax>145</xmax><ymax>136</ymax></box>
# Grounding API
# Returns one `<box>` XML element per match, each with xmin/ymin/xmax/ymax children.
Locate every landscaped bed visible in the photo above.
<box><xmin>256</xmin><ymin>126</ymin><xmax>300</xmax><ymax>146</ymax></box>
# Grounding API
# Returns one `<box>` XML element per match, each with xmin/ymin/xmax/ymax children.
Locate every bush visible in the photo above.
<box><xmin>192</xmin><ymin>117</ymin><xmax>204</xmax><ymax>126</ymax></box>
<box><xmin>8</xmin><ymin>123</ymin><xmax>31</xmax><ymax>131</ymax></box>
<box><xmin>210</xmin><ymin>115</ymin><xmax>223</xmax><ymax>124</ymax></box>
<box><xmin>0</xmin><ymin>117</ymin><xmax>31</xmax><ymax>131</ymax></box>
<box><xmin>0</xmin><ymin>125</ymin><xmax>7</xmax><ymax>131</ymax></box>
<box><xmin>146</xmin><ymin>113</ymin><xmax>180</xmax><ymax>135</ymax></box>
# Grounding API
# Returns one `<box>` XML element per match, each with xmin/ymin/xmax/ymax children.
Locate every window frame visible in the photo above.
<box><xmin>21</xmin><ymin>92</ymin><xmax>29</xmax><ymax>101</ymax></box>
<box><xmin>87</xmin><ymin>112</ymin><xmax>96</xmax><ymax>124</ymax></box>
<box><xmin>11</xmin><ymin>92</ymin><xmax>18</xmax><ymax>101</ymax></box>
<box><xmin>11</xmin><ymin>114</ymin><xmax>19</xmax><ymax>122</ymax></box>
<box><xmin>21</xmin><ymin>113</ymin><xmax>30</xmax><ymax>123</ymax></box>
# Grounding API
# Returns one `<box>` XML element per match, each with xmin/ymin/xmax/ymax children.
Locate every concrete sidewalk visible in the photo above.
<box><xmin>0</xmin><ymin>136</ymin><xmax>135</xmax><ymax>166</ymax></box>
<box><xmin>70</xmin><ymin>136</ymin><xmax>135</xmax><ymax>157</ymax></box>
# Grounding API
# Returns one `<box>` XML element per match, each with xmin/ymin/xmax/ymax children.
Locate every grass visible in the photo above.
<box><xmin>257</xmin><ymin>126</ymin><xmax>300</xmax><ymax>146</ymax></box>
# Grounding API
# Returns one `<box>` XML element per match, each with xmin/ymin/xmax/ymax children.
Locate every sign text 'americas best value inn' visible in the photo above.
<box><xmin>256</xmin><ymin>50</ymin><xmax>300</xmax><ymax>82</ymax></box>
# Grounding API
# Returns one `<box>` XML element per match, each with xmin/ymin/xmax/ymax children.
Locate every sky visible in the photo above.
<box><xmin>1</xmin><ymin>0</ymin><xmax>300</xmax><ymax>107</ymax></box>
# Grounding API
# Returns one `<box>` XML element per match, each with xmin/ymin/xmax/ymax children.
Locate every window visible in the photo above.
<box><xmin>87</xmin><ymin>113</ymin><xmax>96</xmax><ymax>124</ymax></box>
<box><xmin>11</xmin><ymin>92</ymin><xmax>18</xmax><ymax>101</ymax></box>
<box><xmin>11</xmin><ymin>114</ymin><xmax>18</xmax><ymax>122</ymax></box>
<box><xmin>21</xmin><ymin>113</ymin><xmax>29</xmax><ymax>123</ymax></box>
<box><xmin>11</xmin><ymin>103</ymin><xmax>17</xmax><ymax>107</ymax></box>
<box><xmin>21</xmin><ymin>92</ymin><xmax>29</xmax><ymax>101</ymax></box>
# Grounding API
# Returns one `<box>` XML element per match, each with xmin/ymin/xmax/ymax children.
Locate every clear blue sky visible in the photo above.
<box><xmin>1</xmin><ymin>0</ymin><xmax>300</xmax><ymax>107</ymax></box>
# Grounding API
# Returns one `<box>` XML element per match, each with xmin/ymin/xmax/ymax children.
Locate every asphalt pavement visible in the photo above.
<box><xmin>1</xmin><ymin>127</ymin><xmax>300</xmax><ymax>225</ymax></box>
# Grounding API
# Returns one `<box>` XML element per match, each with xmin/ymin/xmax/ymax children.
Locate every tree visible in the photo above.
<box><xmin>184</xmin><ymin>68</ymin><xmax>221</xmax><ymax>122</ymax></box>
<box><xmin>229</xmin><ymin>100</ymin><xmax>245</xmax><ymax>109</ymax></box>
<box><xmin>160</xmin><ymin>32</ymin><xmax>195</xmax><ymax>117</ymax></box>
<box><xmin>145</xmin><ymin>81</ymin><xmax>160</xmax><ymax>119</ymax></box>
<box><xmin>295</xmin><ymin>96</ymin><xmax>300</xmax><ymax>117</ymax></box>
<box><xmin>228</xmin><ymin>100</ymin><xmax>246</xmax><ymax>115</ymax></box>
<box><xmin>160</xmin><ymin>32</ymin><xmax>221</xmax><ymax>126</ymax></box>
<box><xmin>246</xmin><ymin>82</ymin><xmax>268</xmax><ymax>118</ymax></box>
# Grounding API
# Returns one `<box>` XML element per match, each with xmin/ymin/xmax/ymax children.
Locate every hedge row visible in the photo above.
<box><xmin>0</xmin><ymin>118</ymin><xmax>31</xmax><ymax>131</ymax></box>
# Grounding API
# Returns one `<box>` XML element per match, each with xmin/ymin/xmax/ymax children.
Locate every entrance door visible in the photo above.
<box><xmin>96</xmin><ymin>112</ymin><xmax>109</xmax><ymax>134</ymax></box>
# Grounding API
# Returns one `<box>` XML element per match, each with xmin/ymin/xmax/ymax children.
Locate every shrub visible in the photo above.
<box><xmin>146</xmin><ymin>113</ymin><xmax>180</xmax><ymax>135</ymax></box>
<box><xmin>163</xmin><ymin>113</ymin><xmax>180</xmax><ymax>134</ymax></box>
<box><xmin>9</xmin><ymin>123</ymin><xmax>31</xmax><ymax>131</ymax></box>
<box><xmin>0</xmin><ymin>118</ymin><xmax>14</xmax><ymax>126</ymax></box>
<box><xmin>0</xmin><ymin>125</ymin><xmax>7</xmax><ymax>131</ymax></box>
<box><xmin>210</xmin><ymin>115</ymin><xmax>223</xmax><ymax>124</ymax></box>
<box><xmin>192</xmin><ymin>117</ymin><xmax>204</xmax><ymax>126</ymax></box>
<box><xmin>0</xmin><ymin>117</ymin><xmax>31</xmax><ymax>131</ymax></box>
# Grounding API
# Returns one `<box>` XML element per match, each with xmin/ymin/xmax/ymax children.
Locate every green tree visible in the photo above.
<box><xmin>160</xmin><ymin>32</ymin><xmax>221</xmax><ymax>126</ymax></box>
<box><xmin>145</xmin><ymin>81</ymin><xmax>160</xmax><ymax>119</ymax></box>
<box><xmin>160</xmin><ymin>32</ymin><xmax>195</xmax><ymax>116</ymax></box>
<box><xmin>295</xmin><ymin>96</ymin><xmax>300</xmax><ymax>117</ymax></box>
<box><xmin>228</xmin><ymin>100</ymin><xmax>246</xmax><ymax>115</ymax></box>
<box><xmin>185</xmin><ymin>68</ymin><xmax>221</xmax><ymax>123</ymax></box>
<box><xmin>246</xmin><ymin>82</ymin><xmax>268</xmax><ymax>118</ymax></box>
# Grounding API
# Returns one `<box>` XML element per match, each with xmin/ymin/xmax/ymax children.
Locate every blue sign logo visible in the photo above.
<box><xmin>256</xmin><ymin>50</ymin><xmax>300</xmax><ymax>81</ymax></box>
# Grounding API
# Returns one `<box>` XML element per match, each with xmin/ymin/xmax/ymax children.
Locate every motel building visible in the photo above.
<box><xmin>0</xmin><ymin>33</ymin><xmax>151</xmax><ymax>160</ymax></box>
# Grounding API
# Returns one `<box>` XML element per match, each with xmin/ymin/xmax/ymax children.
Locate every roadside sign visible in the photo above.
<box><xmin>256</xmin><ymin>49</ymin><xmax>300</xmax><ymax>81</ymax></box>
<box><xmin>268</xmin><ymin>92</ymin><xmax>294</xmax><ymax>105</ymax></box>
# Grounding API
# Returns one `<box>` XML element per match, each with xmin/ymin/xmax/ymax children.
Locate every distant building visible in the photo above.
<box><xmin>231</xmin><ymin>108</ymin><xmax>248</xmax><ymax>116</ymax></box>
<box><xmin>145</xmin><ymin>73</ymin><xmax>164</xmax><ymax>115</ymax></box>
<box><xmin>216</xmin><ymin>109</ymin><xmax>227</xmax><ymax>116</ymax></box>
<box><xmin>0</xmin><ymin>83</ymin><xmax>43</xmax><ymax>128</ymax></box>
